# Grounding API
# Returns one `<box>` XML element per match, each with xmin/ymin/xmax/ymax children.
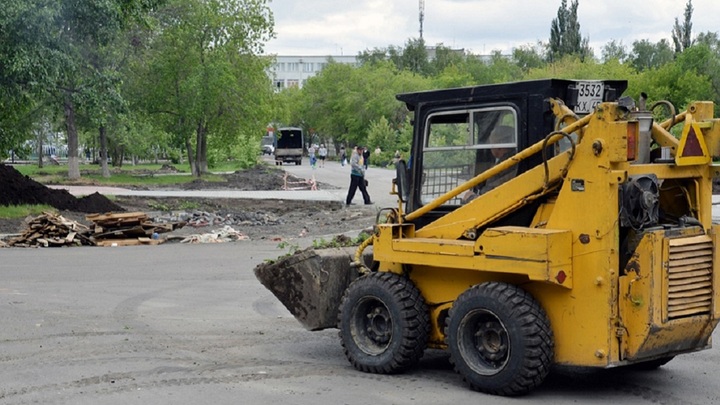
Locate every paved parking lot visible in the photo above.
<box><xmin>2</xmin><ymin>241</ymin><xmax>720</xmax><ymax>405</ymax></box>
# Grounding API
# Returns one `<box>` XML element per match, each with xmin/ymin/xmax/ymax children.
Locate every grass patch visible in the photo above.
<box><xmin>145</xmin><ymin>199</ymin><xmax>201</xmax><ymax>212</ymax></box>
<box><xmin>13</xmin><ymin>163</ymin><xmax>191</xmax><ymax>176</ymax></box>
<box><xmin>178</xmin><ymin>200</ymin><xmax>200</xmax><ymax>210</ymax></box>
<box><xmin>84</xmin><ymin>172</ymin><xmax>226</xmax><ymax>186</ymax></box>
<box><xmin>12</xmin><ymin>163</ymin><xmax>227</xmax><ymax>187</ymax></box>
<box><xmin>0</xmin><ymin>204</ymin><xmax>56</xmax><ymax>219</ymax></box>
<box><xmin>12</xmin><ymin>165</ymin><xmax>68</xmax><ymax>177</ymax></box>
<box><xmin>147</xmin><ymin>201</ymin><xmax>172</xmax><ymax>211</ymax></box>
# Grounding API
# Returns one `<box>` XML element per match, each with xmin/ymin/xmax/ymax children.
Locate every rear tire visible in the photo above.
<box><xmin>338</xmin><ymin>272</ymin><xmax>429</xmax><ymax>374</ymax></box>
<box><xmin>445</xmin><ymin>282</ymin><xmax>553</xmax><ymax>396</ymax></box>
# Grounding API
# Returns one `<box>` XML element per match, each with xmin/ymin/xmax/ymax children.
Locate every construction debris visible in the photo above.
<box><xmin>180</xmin><ymin>225</ymin><xmax>249</xmax><ymax>244</ymax></box>
<box><xmin>6</xmin><ymin>212</ymin><xmax>93</xmax><ymax>247</ymax></box>
<box><xmin>86</xmin><ymin>212</ymin><xmax>185</xmax><ymax>247</ymax></box>
<box><xmin>3</xmin><ymin>211</ymin><xmax>186</xmax><ymax>248</ymax></box>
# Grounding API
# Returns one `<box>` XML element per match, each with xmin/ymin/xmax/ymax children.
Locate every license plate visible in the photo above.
<box><xmin>574</xmin><ymin>81</ymin><xmax>604</xmax><ymax>114</ymax></box>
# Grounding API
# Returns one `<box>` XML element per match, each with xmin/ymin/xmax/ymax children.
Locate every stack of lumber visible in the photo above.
<box><xmin>86</xmin><ymin>212</ymin><xmax>185</xmax><ymax>247</ymax></box>
<box><xmin>6</xmin><ymin>212</ymin><xmax>93</xmax><ymax>247</ymax></box>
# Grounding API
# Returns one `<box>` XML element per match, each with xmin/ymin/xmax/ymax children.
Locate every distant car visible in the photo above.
<box><xmin>261</xmin><ymin>144</ymin><xmax>274</xmax><ymax>155</ymax></box>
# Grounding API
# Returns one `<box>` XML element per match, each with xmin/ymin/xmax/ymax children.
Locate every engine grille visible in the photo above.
<box><xmin>667</xmin><ymin>235</ymin><xmax>714</xmax><ymax>320</ymax></box>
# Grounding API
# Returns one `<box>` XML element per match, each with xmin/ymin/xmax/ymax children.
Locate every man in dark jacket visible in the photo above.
<box><xmin>346</xmin><ymin>146</ymin><xmax>372</xmax><ymax>205</ymax></box>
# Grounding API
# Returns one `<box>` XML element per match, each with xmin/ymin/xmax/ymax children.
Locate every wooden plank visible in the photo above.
<box><xmin>95</xmin><ymin>238</ymin><xmax>162</xmax><ymax>247</ymax></box>
<box><xmin>96</xmin><ymin>239</ymin><xmax>144</xmax><ymax>247</ymax></box>
<box><xmin>86</xmin><ymin>212</ymin><xmax>148</xmax><ymax>222</ymax></box>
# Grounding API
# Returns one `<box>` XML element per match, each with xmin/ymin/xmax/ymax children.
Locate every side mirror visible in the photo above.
<box><xmin>395</xmin><ymin>159</ymin><xmax>409</xmax><ymax>202</ymax></box>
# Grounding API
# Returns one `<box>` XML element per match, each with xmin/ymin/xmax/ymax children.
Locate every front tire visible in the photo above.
<box><xmin>338</xmin><ymin>272</ymin><xmax>429</xmax><ymax>374</ymax></box>
<box><xmin>445</xmin><ymin>282</ymin><xmax>553</xmax><ymax>396</ymax></box>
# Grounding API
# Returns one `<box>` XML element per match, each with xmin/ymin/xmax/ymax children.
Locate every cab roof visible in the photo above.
<box><xmin>396</xmin><ymin>78</ymin><xmax>628</xmax><ymax>112</ymax></box>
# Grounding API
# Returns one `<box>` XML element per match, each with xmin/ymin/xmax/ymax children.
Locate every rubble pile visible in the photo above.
<box><xmin>6</xmin><ymin>212</ymin><xmax>93</xmax><ymax>247</ymax></box>
<box><xmin>86</xmin><ymin>212</ymin><xmax>185</xmax><ymax>246</ymax></box>
<box><xmin>3</xmin><ymin>211</ymin><xmax>186</xmax><ymax>248</ymax></box>
<box><xmin>155</xmin><ymin>210</ymin><xmax>283</xmax><ymax>228</ymax></box>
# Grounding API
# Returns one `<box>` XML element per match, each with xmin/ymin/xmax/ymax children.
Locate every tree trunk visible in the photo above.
<box><xmin>99</xmin><ymin>125</ymin><xmax>110</xmax><ymax>178</ymax></box>
<box><xmin>37</xmin><ymin>130</ymin><xmax>44</xmax><ymax>168</ymax></box>
<box><xmin>185</xmin><ymin>138</ymin><xmax>198</xmax><ymax>177</ymax></box>
<box><xmin>64</xmin><ymin>96</ymin><xmax>81</xmax><ymax>179</ymax></box>
<box><xmin>195</xmin><ymin>120</ymin><xmax>208</xmax><ymax>174</ymax></box>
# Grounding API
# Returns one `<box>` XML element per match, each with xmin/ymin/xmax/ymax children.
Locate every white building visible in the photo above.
<box><xmin>267</xmin><ymin>55</ymin><xmax>358</xmax><ymax>91</ymax></box>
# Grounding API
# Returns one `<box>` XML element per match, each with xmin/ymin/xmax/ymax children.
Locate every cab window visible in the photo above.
<box><xmin>420</xmin><ymin>107</ymin><xmax>517</xmax><ymax>205</ymax></box>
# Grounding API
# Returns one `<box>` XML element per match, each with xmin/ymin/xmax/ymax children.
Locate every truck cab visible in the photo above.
<box><xmin>274</xmin><ymin>127</ymin><xmax>304</xmax><ymax>165</ymax></box>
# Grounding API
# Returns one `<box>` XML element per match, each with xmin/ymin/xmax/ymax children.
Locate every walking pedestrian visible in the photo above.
<box><xmin>346</xmin><ymin>146</ymin><xmax>372</xmax><ymax>206</ymax></box>
<box><xmin>318</xmin><ymin>144</ymin><xmax>327</xmax><ymax>168</ymax></box>
<box><xmin>308</xmin><ymin>144</ymin><xmax>317</xmax><ymax>168</ymax></box>
<box><xmin>340</xmin><ymin>146</ymin><xmax>347</xmax><ymax>166</ymax></box>
<box><xmin>362</xmin><ymin>147</ymin><xmax>370</xmax><ymax>170</ymax></box>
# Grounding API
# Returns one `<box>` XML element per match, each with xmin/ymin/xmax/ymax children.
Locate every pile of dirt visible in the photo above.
<box><xmin>0</xmin><ymin>164</ymin><xmax>123</xmax><ymax>213</ymax></box>
<box><xmin>0</xmin><ymin>163</ymin><xmax>377</xmax><ymax>241</ymax></box>
<box><xmin>175</xmin><ymin>165</ymin><xmax>338</xmax><ymax>191</ymax></box>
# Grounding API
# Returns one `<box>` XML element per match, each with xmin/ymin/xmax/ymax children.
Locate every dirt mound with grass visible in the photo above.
<box><xmin>0</xmin><ymin>164</ymin><xmax>124</xmax><ymax>213</ymax></box>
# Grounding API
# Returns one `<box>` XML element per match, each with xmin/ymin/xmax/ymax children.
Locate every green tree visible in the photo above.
<box><xmin>630</xmin><ymin>39</ymin><xmax>674</xmax><ymax>71</ymax></box>
<box><xmin>401</xmin><ymin>38</ymin><xmax>430</xmax><ymax>75</ymax></box>
<box><xmin>291</xmin><ymin>60</ymin><xmax>429</xmax><ymax>152</ymax></box>
<box><xmin>672</xmin><ymin>0</ymin><xmax>694</xmax><ymax>54</ymax></box>
<box><xmin>462</xmin><ymin>51</ymin><xmax>523</xmax><ymax>85</ymax></box>
<box><xmin>0</xmin><ymin>0</ymin><xmax>163</xmax><ymax>177</ymax></box>
<box><xmin>137</xmin><ymin>0</ymin><xmax>274</xmax><ymax>175</ymax></box>
<box><xmin>695</xmin><ymin>31</ymin><xmax>720</xmax><ymax>53</ymax></box>
<box><xmin>512</xmin><ymin>43</ymin><xmax>546</xmax><ymax>72</ymax></box>
<box><xmin>357</xmin><ymin>47</ymin><xmax>392</xmax><ymax>66</ymax></box>
<box><xmin>428</xmin><ymin>44</ymin><xmax>465</xmax><ymax>75</ymax></box>
<box><xmin>366</xmin><ymin>116</ymin><xmax>397</xmax><ymax>153</ymax></box>
<box><xmin>524</xmin><ymin>55</ymin><xmax>638</xmax><ymax>85</ymax></box>
<box><xmin>601</xmin><ymin>40</ymin><xmax>628</xmax><ymax>63</ymax></box>
<box><xmin>548</xmin><ymin>0</ymin><xmax>592</xmax><ymax>62</ymax></box>
<box><xmin>432</xmin><ymin>64</ymin><xmax>475</xmax><ymax>89</ymax></box>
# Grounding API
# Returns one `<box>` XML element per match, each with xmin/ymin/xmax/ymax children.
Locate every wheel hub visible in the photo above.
<box><xmin>458</xmin><ymin>309</ymin><xmax>510</xmax><ymax>376</ymax></box>
<box><xmin>365</xmin><ymin>305</ymin><xmax>392</xmax><ymax>344</ymax></box>
<box><xmin>475</xmin><ymin>320</ymin><xmax>508</xmax><ymax>363</ymax></box>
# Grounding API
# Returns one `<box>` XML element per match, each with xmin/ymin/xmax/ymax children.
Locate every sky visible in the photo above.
<box><xmin>262</xmin><ymin>0</ymin><xmax>720</xmax><ymax>58</ymax></box>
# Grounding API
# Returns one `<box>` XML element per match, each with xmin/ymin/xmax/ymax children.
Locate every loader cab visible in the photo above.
<box><xmin>396</xmin><ymin>79</ymin><xmax>627</xmax><ymax>228</ymax></box>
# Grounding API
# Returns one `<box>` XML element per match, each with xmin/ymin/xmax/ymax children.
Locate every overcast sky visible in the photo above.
<box><xmin>263</xmin><ymin>0</ymin><xmax>719</xmax><ymax>58</ymax></box>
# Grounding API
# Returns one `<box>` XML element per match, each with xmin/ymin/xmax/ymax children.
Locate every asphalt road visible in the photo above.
<box><xmin>272</xmin><ymin>155</ymin><xmax>400</xmax><ymax>208</ymax></box>
<box><xmin>2</xmin><ymin>242</ymin><xmax>720</xmax><ymax>405</ymax></box>
<box><xmin>47</xmin><ymin>155</ymin><xmax>401</xmax><ymax>208</ymax></box>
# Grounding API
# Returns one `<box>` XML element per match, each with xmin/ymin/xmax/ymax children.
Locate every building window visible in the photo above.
<box><xmin>303</xmin><ymin>63</ymin><xmax>313</xmax><ymax>72</ymax></box>
<box><xmin>287</xmin><ymin>79</ymin><xmax>299</xmax><ymax>88</ymax></box>
<box><xmin>274</xmin><ymin>80</ymin><xmax>284</xmax><ymax>89</ymax></box>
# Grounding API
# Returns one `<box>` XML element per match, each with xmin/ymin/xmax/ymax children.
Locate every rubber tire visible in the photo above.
<box><xmin>445</xmin><ymin>282</ymin><xmax>554</xmax><ymax>396</ymax></box>
<box><xmin>338</xmin><ymin>272</ymin><xmax>430</xmax><ymax>374</ymax></box>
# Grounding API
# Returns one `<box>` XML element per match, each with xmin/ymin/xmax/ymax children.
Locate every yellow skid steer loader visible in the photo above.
<box><xmin>255</xmin><ymin>79</ymin><xmax>720</xmax><ymax>395</ymax></box>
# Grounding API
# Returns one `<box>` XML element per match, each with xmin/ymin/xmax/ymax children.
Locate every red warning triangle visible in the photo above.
<box><xmin>676</xmin><ymin>122</ymin><xmax>709</xmax><ymax>165</ymax></box>
<box><xmin>681</xmin><ymin>126</ymin><xmax>703</xmax><ymax>157</ymax></box>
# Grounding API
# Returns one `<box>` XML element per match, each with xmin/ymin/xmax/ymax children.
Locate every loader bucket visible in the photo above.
<box><xmin>254</xmin><ymin>247</ymin><xmax>372</xmax><ymax>331</ymax></box>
